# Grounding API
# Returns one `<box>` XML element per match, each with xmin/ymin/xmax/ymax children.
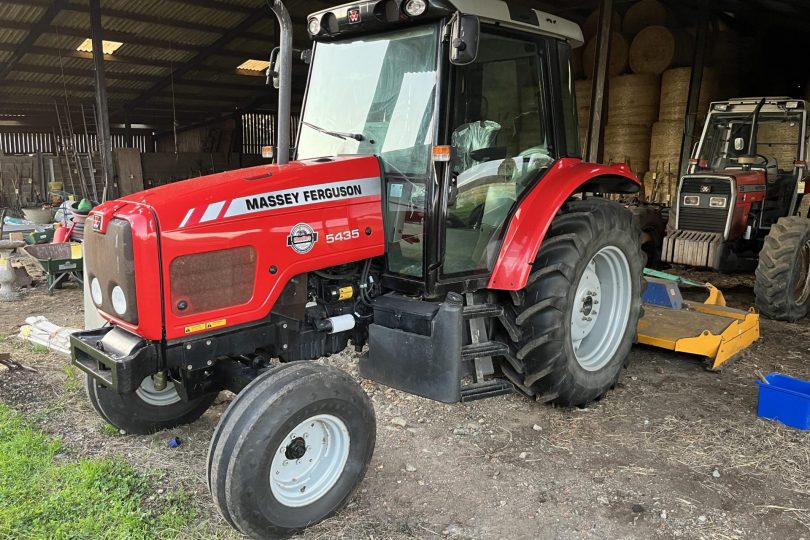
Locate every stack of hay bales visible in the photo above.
<box><xmin>575</xmin><ymin>80</ymin><xmax>592</xmax><ymax>151</ymax></box>
<box><xmin>571</xmin><ymin>0</ymin><xmax>741</xmax><ymax>198</ymax></box>
<box><xmin>603</xmin><ymin>74</ymin><xmax>659</xmax><ymax>179</ymax></box>
<box><xmin>647</xmin><ymin>68</ymin><xmax>719</xmax><ymax>203</ymax></box>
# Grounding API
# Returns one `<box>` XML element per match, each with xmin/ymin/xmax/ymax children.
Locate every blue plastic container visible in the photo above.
<box><xmin>757</xmin><ymin>373</ymin><xmax>810</xmax><ymax>430</ymax></box>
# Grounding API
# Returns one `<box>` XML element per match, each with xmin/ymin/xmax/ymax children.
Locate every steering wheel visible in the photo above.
<box><xmin>737</xmin><ymin>154</ymin><xmax>770</xmax><ymax>168</ymax></box>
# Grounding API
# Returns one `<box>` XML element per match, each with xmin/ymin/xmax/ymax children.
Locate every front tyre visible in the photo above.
<box><xmin>754</xmin><ymin>216</ymin><xmax>810</xmax><ymax>321</ymax></box>
<box><xmin>85</xmin><ymin>373</ymin><xmax>217</xmax><ymax>435</ymax></box>
<box><xmin>208</xmin><ymin>363</ymin><xmax>375</xmax><ymax>539</ymax></box>
<box><xmin>503</xmin><ymin>198</ymin><xmax>646</xmax><ymax>407</ymax></box>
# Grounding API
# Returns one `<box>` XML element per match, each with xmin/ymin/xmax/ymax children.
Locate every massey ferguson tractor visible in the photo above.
<box><xmin>70</xmin><ymin>1</ymin><xmax>646</xmax><ymax>537</ymax></box>
<box><xmin>662</xmin><ymin>97</ymin><xmax>810</xmax><ymax>321</ymax></box>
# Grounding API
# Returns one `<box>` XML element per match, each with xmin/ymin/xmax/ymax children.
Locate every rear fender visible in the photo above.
<box><xmin>488</xmin><ymin>158</ymin><xmax>640</xmax><ymax>290</ymax></box>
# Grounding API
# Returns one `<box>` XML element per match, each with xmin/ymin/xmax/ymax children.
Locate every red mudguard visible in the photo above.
<box><xmin>488</xmin><ymin>158</ymin><xmax>640</xmax><ymax>290</ymax></box>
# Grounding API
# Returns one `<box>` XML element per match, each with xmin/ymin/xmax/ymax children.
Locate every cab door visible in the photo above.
<box><xmin>439</xmin><ymin>31</ymin><xmax>554</xmax><ymax>284</ymax></box>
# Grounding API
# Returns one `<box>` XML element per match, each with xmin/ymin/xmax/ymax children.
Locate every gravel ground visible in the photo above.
<box><xmin>1</xmin><ymin>271</ymin><xmax>810</xmax><ymax>540</ymax></box>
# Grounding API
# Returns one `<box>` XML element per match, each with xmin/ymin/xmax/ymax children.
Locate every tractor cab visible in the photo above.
<box><xmin>663</xmin><ymin>97</ymin><xmax>809</xmax><ymax>271</ymax></box>
<box><xmin>299</xmin><ymin>0</ymin><xmax>584</xmax><ymax>297</ymax></box>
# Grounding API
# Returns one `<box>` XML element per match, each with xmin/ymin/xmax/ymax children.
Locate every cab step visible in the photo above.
<box><xmin>461</xmin><ymin>379</ymin><xmax>513</xmax><ymax>402</ymax></box>
<box><xmin>462</xmin><ymin>303</ymin><xmax>503</xmax><ymax>320</ymax></box>
<box><xmin>461</xmin><ymin>341</ymin><xmax>509</xmax><ymax>360</ymax></box>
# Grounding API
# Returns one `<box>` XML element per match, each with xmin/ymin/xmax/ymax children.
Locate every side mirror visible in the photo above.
<box><xmin>449</xmin><ymin>14</ymin><xmax>480</xmax><ymax>66</ymax></box>
<box><xmin>734</xmin><ymin>137</ymin><xmax>745</xmax><ymax>151</ymax></box>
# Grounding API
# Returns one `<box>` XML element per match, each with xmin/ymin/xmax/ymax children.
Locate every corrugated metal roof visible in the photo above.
<box><xmin>0</xmin><ymin>2</ymin><xmax>45</xmax><ymax>24</ymax></box>
<box><xmin>0</xmin><ymin>0</ymin><xmax>321</xmax><ymax>126</ymax></box>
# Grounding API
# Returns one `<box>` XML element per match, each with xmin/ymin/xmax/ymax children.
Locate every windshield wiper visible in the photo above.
<box><xmin>302</xmin><ymin>121</ymin><xmax>364</xmax><ymax>142</ymax></box>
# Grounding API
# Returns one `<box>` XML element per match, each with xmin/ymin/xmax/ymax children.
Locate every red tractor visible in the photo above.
<box><xmin>71</xmin><ymin>1</ymin><xmax>645</xmax><ymax>537</ymax></box>
<box><xmin>662</xmin><ymin>97</ymin><xmax>810</xmax><ymax>320</ymax></box>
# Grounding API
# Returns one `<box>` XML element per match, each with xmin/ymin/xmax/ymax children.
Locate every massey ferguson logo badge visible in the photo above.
<box><xmin>347</xmin><ymin>7</ymin><xmax>361</xmax><ymax>23</ymax></box>
<box><xmin>700</xmin><ymin>185</ymin><xmax>712</xmax><ymax>193</ymax></box>
<box><xmin>287</xmin><ymin>223</ymin><xmax>318</xmax><ymax>254</ymax></box>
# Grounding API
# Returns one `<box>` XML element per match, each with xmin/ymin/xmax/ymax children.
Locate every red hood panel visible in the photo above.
<box><xmin>701</xmin><ymin>169</ymin><xmax>767</xmax><ymax>187</ymax></box>
<box><xmin>120</xmin><ymin>156</ymin><xmax>383</xmax><ymax>231</ymax></box>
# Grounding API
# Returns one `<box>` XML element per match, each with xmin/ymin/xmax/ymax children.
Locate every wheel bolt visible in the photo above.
<box><xmin>283</xmin><ymin>461</ymin><xmax>288</xmax><ymax>466</ymax></box>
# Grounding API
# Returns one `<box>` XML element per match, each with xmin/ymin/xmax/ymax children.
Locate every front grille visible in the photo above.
<box><xmin>85</xmin><ymin>218</ymin><xmax>138</xmax><ymax>324</ymax></box>
<box><xmin>678</xmin><ymin>207</ymin><xmax>728</xmax><ymax>233</ymax></box>
<box><xmin>681</xmin><ymin>177</ymin><xmax>732</xmax><ymax>195</ymax></box>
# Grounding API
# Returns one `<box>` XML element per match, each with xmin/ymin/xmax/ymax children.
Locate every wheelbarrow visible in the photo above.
<box><xmin>22</xmin><ymin>243</ymin><xmax>83</xmax><ymax>295</ymax></box>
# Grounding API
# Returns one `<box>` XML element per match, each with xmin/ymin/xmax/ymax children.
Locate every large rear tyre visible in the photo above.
<box><xmin>754</xmin><ymin>216</ymin><xmax>810</xmax><ymax>321</ymax></box>
<box><xmin>85</xmin><ymin>373</ymin><xmax>217</xmax><ymax>435</ymax></box>
<box><xmin>207</xmin><ymin>362</ymin><xmax>375</xmax><ymax>539</ymax></box>
<box><xmin>502</xmin><ymin>199</ymin><xmax>646</xmax><ymax>407</ymax></box>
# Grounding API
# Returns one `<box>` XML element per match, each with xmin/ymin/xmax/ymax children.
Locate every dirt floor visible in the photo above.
<box><xmin>2</xmin><ymin>271</ymin><xmax>810</xmax><ymax>540</ymax></box>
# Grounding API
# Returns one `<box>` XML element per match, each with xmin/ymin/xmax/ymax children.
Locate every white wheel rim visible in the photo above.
<box><xmin>270</xmin><ymin>414</ymin><xmax>350</xmax><ymax>508</ymax></box>
<box><xmin>570</xmin><ymin>245</ymin><xmax>632</xmax><ymax>371</ymax></box>
<box><xmin>135</xmin><ymin>376</ymin><xmax>182</xmax><ymax>406</ymax></box>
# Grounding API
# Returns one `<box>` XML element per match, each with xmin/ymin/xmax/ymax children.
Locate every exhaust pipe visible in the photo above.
<box><xmin>270</xmin><ymin>0</ymin><xmax>293</xmax><ymax>165</ymax></box>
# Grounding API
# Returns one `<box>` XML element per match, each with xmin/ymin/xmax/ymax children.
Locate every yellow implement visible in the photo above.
<box><xmin>636</xmin><ymin>271</ymin><xmax>760</xmax><ymax>369</ymax></box>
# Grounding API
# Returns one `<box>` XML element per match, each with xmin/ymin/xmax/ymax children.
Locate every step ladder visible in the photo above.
<box><xmin>460</xmin><ymin>293</ymin><xmax>514</xmax><ymax>402</ymax></box>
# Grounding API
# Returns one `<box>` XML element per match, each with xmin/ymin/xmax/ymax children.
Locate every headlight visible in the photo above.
<box><xmin>308</xmin><ymin>18</ymin><xmax>321</xmax><ymax>36</ymax></box>
<box><xmin>111</xmin><ymin>286</ymin><xmax>127</xmax><ymax>316</ymax></box>
<box><xmin>403</xmin><ymin>0</ymin><xmax>427</xmax><ymax>16</ymax></box>
<box><xmin>709</xmin><ymin>196</ymin><xmax>728</xmax><ymax>208</ymax></box>
<box><xmin>90</xmin><ymin>278</ymin><xmax>102</xmax><ymax>305</ymax></box>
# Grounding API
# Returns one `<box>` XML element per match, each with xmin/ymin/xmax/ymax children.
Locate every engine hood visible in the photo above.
<box><xmin>118</xmin><ymin>155</ymin><xmax>383</xmax><ymax>231</ymax></box>
<box><xmin>687</xmin><ymin>169</ymin><xmax>767</xmax><ymax>187</ymax></box>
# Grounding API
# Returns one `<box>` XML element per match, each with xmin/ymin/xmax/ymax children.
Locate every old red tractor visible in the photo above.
<box><xmin>71</xmin><ymin>1</ymin><xmax>645</xmax><ymax>537</ymax></box>
<box><xmin>663</xmin><ymin>97</ymin><xmax>810</xmax><ymax>320</ymax></box>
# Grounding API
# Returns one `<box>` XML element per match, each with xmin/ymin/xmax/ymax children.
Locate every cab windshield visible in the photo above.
<box><xmin>698</xmin><ymin>111</ymin><xmax>804</xmax><ymax>173</ymax></box>
<box><xmin>297</xmin><ymin>25</ymin><xmax>440</xmax><ymax>175</ymax></box>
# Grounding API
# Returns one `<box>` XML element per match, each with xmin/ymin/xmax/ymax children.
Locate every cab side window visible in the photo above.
<box><xmin>444</xmin><ymin>34</ymin><xmax>551</xmax><ymax>276</ymax></box>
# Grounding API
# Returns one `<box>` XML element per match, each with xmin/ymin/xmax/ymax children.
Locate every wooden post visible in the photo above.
<box><xmin>586</xmin><ymin>0</ymin><xmax>613</xmax><ymax>164</ymax></box>
<box><xmin>680</xmin><ymin>0</ymin><xmax>710</xmax><ymax>176</ymax></box>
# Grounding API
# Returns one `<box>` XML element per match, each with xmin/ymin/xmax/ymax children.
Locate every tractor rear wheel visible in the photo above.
<box><xmin>754</xmin><ymin>216</ymin><xmax>810</xmax><ymax>321</ymax></box>
<box><xmin>85</xmin><ymin>373</ymin><xmax>217</xmax><ymax>435</ymax></box>
<box><xmin>208</xmin><ymin>362</ymin><xmax>375</xmax><ymax>539</ymax></box>
<box><xmin>502</xmin><ymin>198</ymin><xmax>646</xmax><ymax>407</ymax></box>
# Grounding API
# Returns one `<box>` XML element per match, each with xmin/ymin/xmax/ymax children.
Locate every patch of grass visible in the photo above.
<box><xmin>29</xmin><ymin>344</ymin><xmax>49</xmax><ymax>355</ymax></box>
<box><xmin>100</xmin><ymin>422</ymin><xmax>122</xmax><ymax>437</ymax></box>
<box><xmin>0</xmin><ymin>403</ymin><xmax>195</xmax><ymax>540</ymax></box>
<box><xmin>63</xmin><ymin>365</ymin><xmax>82</xmax><ymax>394</ymax></box>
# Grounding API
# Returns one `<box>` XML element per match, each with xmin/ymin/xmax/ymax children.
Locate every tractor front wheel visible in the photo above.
<box><xmin>502</xmin><ymin>198</ymin><xmax>646</xmax><ymax>407</ymax></box>
<box><xmin>755</xmin><ymin>216</ymin><xmax>810</xmax><ymax>321</ymax></box>
<box><xmin>86</xmin><ymin>373</ymin><xmax>217</xmax><ymax>435</ymax></box>
<box><xmin>207</xmin><ymin>362</ymin><xmax>375</xmax><ymax>539</ymax></box>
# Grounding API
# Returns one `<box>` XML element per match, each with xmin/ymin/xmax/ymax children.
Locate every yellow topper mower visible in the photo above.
<box><xmin>637</xmin><ymin>269</ymin><xmax>760</xmax><ymax>369</ymax></box>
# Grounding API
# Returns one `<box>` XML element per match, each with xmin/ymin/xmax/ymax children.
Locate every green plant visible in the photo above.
<box><xmin>0</xmin><ymin>403</ymin><xmax>195</xmax><ymax>540</ymax></box>
<box><xmin>63</xmin><ymin>365</ymin><xmax>82</xmax><ymax>394</ymax></box>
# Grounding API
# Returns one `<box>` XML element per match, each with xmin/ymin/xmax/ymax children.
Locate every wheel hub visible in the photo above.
<box><xmin>285</xmin><ymin>437</ymin><xmax>307</xmax><ymax>460</ymax></box>
<box><xmin>571</xmin><ymin>264</ymin><xmax>602</xmax><ymax>343</ymax></box>
<box><xmin>135</xmin><ymin>376</ymin><xmax>182</xmax><ymax>407</ymax></box>
<box><xmin>569</xmin><ymin>246</ymin><xmax>632</xmax><ymax>372</ymax></box>
<box><xmin>269</xmin><ymin>414</ymin><xmax>350</xmax><ymax>508</ymax></box>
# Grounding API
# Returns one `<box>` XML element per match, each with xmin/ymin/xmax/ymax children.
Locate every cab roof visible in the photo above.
<box><xmin>308</xmin><ymin>0</ymin><xmax>584</xmax><ymax>48</ymax></box>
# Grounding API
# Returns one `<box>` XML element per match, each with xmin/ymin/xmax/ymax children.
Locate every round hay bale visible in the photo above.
<box><xmin>582</xmin><ymin>9</ymin><xmax>622</xmax><ymax>42</ymax></box>
<box><xmin>604</xmin><ymin>123</ymin><xmax>652</xmax><ymax>178</ymax></box>
<box><xmin>659</xmin><ymin>67</ymin><xmax>719</xmax><ymax>121</ymax></box>
<box><xmin>629</xmin><ymin>26</ymin><xmax>694</xmax><ymax>75</ymax></box>
<box><xmin>649</xmin><ymin>121</ymin><xmax>683</xmax><ymax>201</ymax></box>
<box><xmin>609</xmin><ymin>74</ymin><xmax>660</xmax><ymax>126</ymax></box>
<box><xmin>583</xmin><ymin>32</ymin><xmax>629</xmax><ymax>79</ymax></box>
<box><xmin>575</xmin><ymin>79</ymin><xmax>592</xmax><ymax>126</ymax></box>
<box><xmin>623</xmin><ymin>0</ymin><xmax>674</xmax><ymax>36</ymax></box>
